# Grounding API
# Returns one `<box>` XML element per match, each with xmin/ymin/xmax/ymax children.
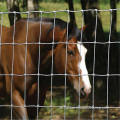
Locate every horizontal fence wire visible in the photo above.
<box><xmin>0</xmin><ymin>41</ymin><xmax>120</xmax><ymax>44</ymax></box>
<box><xmin>0</xmin><ymin>105</ymin><xmax>120</xmax><ymax>109</ymax></box>
<box><xmin>0</xmin><ymin>9</ymin><xmax>120</xmax><ymax>120</ymax></box>
<box><xmin>0</xmin><ymin>8</ymin><xmax>120</xmax><ymax>14</ymax></box>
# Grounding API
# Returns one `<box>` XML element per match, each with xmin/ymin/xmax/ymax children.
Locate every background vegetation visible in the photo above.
<box><xmin>0</xmin><ymin>0</ymin><xmax>120</xmax><ymax>32</ymax></box>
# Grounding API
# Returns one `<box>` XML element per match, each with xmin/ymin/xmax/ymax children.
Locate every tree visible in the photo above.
<box><xmin>80</xmin><ymin>0</ymin><xmax>108</xmax><ymax>106</ymax></box>
<box><xmin>110</xmin><ymin>0</ymin><xmax>117</xmax><ymax>39</ymax></box>
<box><xmin>81</xmin><ymin>0</ymin><xmax>105</xmax><ymax>42</ymax></box>
<box><xmin>6</xmin><ymin>0</ymin><xmax>21</xmax><ymax>26</ymax></box>
<box><xmin>81</xmin><ymin>0</ymin><xmax>119</xmax><ymax>105</ymax></box>
<box><xmin>67</xmin><ymin>0</ymin><xmax>76</xmax><ymax>24</ymax></box>
<box><xmin>27</xmin><ymin>0</ymin><xmax>39</xmax><ymax>18</ymax></box>
<box><xmin>22</xmin><ymin>0</ymin><xmax>27</xmax><ymax>9</ymax></box>
<box><xmin>109</xmin><ymin>0</ymin><xmax>119</xmax><ymax>104</ymax></box>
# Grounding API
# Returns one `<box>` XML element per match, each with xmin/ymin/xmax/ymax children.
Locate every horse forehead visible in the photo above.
<box><xmin>77</xmin><ymin>43</ymin><xmax>87</xmax><ymax>56</ymax></box>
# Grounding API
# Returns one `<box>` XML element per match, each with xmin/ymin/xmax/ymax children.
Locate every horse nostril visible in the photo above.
<box><xmin>80</xmin><ymin>87</ymin><xmax>86</xmax><ymax>98</ymax></box>
<box><xmin>81</xmin><ymin>87</ymin><xmax>84</xmax><ymax>94</ymax></box>
<box><xmin>84</xmin><ymin>88</ymin><xmax>91</xmax><ymax>97</ymax></box>
<box><xmin>80</xmin><ymin>87</ymin><xmax>91</xmax><ymax>98</ymax></box>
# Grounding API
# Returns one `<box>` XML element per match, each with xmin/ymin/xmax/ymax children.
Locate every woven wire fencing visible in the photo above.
<box><xmin>0</xmin><ymin>9</ymin><xmax>120</xmax><ymax>119</ymax></box>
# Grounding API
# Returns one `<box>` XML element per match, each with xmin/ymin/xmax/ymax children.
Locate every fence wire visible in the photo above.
<box><xmin>0</xmin><ymin>9</ymin><xmax>120</xmax><ymax>120</ymax></box>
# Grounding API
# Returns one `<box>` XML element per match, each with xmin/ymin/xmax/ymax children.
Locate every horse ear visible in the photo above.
<box><xmin>80</xmin><ymin>25</ymin><xmax>88</xmax><ymax>42</ymax></box>
<box><xmin>68</xmin><ymin>22</ymin><xmax>77</xmax><ymax>36</ymax></box>
<box><xmin>81</xmin><ymin>24</ymin><xmax>94</xmax><ymax>43</ymax></box>
<box><xmin>81</xmin><ymin>24</ymin><xmax>96</xmax><ymax>49</ymax></box>
<box><xmin>80</xmin><ymin>25</ymin><xmax>88</xmax><ymax>31</ymax></box>
<box><xmin>82</xmin><ymin>22</ymin><xmax>97</xmax><ymax>43</ymax></box>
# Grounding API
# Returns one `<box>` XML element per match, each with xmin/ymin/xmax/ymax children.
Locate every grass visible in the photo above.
<box><xmin>1</xmin><ymin>1</ymin><xmax>120</xmax><ymax>32</ymax></box>
<box><xmin>38</xmin><ymin>87</ymin><xmax>90</xmax><ymax>119</ymax></box>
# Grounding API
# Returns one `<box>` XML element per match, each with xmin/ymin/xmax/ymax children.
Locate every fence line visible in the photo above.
<box><xmin>0</xmin><ymin>9</ymin><xmax>120</xmax><ymax>119</ymax></box>
<box><xmin>1</xmin><ymin>8</ymin><xmax>120</xmax><ymax>14</ymax></box>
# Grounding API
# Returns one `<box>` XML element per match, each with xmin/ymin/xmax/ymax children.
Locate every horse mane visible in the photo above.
<box><xmin>21</xmin><ymin>18</ymin><xmax>81</xmax><ymax>39</ymax></box>
<box><xmin>22</xmin><ymin>17</ymin><xmax>67</xmax><ymax>29</ymax></box>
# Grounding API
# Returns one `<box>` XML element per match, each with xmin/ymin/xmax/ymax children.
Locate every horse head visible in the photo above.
<box><xmin>54</xmin><ymin>23</ymin><xmax>91</xmax><ymax>97</ymax></box>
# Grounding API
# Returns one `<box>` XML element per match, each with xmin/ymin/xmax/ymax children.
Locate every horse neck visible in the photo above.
<box><xmin>27</xmin><ymin>22</ymin><xmax>66</xmax><ymax>61</ymax></box>
<box><xmin>0</xmin><ymin>26</ymin><xmax>9</xmax><ymax>42</ymax></box>
<box><xmin>27</xmin><ymin>22</ymin><xmax>66</xmax><ymax>43</ymax></box>
<box><xmin>25</xmin><ymin>21</ymin><xmax>67</xmax><ymax>74</ymax></box>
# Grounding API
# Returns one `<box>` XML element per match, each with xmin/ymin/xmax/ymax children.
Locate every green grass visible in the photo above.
<box><xmin>38</xmin><ymin>87</ymin><xmax>89</xmax><ymax>119</ymax></box>
<box><xmin>1</xmin><ymin>1</ymin><xmax>120</xmax><ymax>32</ymax></box>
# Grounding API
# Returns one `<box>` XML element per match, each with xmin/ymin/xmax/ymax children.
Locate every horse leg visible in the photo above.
<box><xmin>0</xmin><ymin>81</ymin><xmax>4</xmax><ymax>98</ymax></box>
<box><xmin>27</xmin><ymin>83</ymin><xmax>37</xmax><ymax>119</ymax></box>
<box><xmin>27</xmin><ymin>83</ymin><xmax>47</xmax><ymax>119</ymax></box>
<box><xmin>12</xmin><ymin>90</ymin><xmax>28</xmax><ymax>119</ymax></box>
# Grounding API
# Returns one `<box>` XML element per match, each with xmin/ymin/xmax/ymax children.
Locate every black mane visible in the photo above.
<box><xmin>22</xmin><ymin>17</ymin><xmax>81</xmax><ymax>41</ymax></box>
<box><xmin>22</xmin><ymin>17</ymin><xmax>67</xmax><ymax>30</ymax></box>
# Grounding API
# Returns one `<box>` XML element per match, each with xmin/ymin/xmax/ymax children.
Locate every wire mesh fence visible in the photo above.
<box><xmin>0</xmin><ymin>9</ymin><xmax>120</xmax><ymax>119</ymax></box>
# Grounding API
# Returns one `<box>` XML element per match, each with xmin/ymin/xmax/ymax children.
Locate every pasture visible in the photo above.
<box><xmin>0</xmin><ymin>1</ymin><xmax>120</xmax><ymax>119</ymax></box>
<box><xmin>1</xmin><ymin>1</ymin><xmax>120</xmax><ymax>32</ymax></box>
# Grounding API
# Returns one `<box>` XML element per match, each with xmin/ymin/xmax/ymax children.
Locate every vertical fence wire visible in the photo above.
<box><xmin>50</xmin><ymin>11</ymin><xmax>56</xmax><ymax>119</ymax></box>
<box><xmin>0</xmin><ymin>13</ymin><xmax>3</xmax><ymax>58</ymax></box>
<box><xmin>107</xmin><ymin>9</ymin><xmax>112</xmax><ymax>120</ymax></box>
<box><xmin>78</xmin><ymin>10</ymin><xmax>85</xmax><ymax>120</ymax></box>
<box><xmin>24</xmin><ymin>12</ymin><xmax>29</xmax><ymax>108</ymax></box>
<box><xmin>92</xmin><ymin>9</ymin><xmax>98</xmax><ymax>120</ymax></box>
<box><xmin>37</xmin><ymin>11</ymin><xmax>42</xmax><ymax>120</ymax></box>
<box><xmin>11</xmin><ymin>12</ymin><xmax>16</xmax><ymax>120</ymax></box>
<box><xmin>64</xmin><ymin>10</ymin><xmax>70</xmax><ymax>120</ymax></box>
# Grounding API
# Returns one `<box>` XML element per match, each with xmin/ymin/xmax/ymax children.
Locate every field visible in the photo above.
<box><xmin>1</xmin><ymin>1</ymin><xmax>120</xmax><ymax>32</ymax></box>
<box><xmin>0</xmin><ymin>1</ymin><xmax>120</xmax><ymax>119</ymax></box>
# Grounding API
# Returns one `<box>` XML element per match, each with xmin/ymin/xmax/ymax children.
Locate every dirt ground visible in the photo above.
<box><xmin>0</xmin><ymin>86</ymin><xmax>120</xmax><ymax>119</ymax></box>
<box><xmin>38</xmin><ymin>86</ymin><xmax>120</xmax><ymax>120</ymax></box>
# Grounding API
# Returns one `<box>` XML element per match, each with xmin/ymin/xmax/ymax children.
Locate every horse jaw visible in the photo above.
<box><xmin>77</xmin><ymin>43</ymin><xmax>91</xmax><ymax>96</ymax></box>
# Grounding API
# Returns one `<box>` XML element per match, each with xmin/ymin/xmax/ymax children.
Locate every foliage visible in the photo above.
<box><xmin>0</xmin><ymin>1</ymin><xmax>120</xmax><ymax>32</ymax></box>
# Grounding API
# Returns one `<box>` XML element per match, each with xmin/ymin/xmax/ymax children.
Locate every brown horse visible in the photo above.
<box><xmin>0</xmin><ymin>18</ymin><xmax>91</xmax><ymax>119</ymax></box>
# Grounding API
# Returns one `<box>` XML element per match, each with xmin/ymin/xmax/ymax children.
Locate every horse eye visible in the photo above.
<box><xmin>67</xmin><ymin>50</ymin><xmax>74</xmax><ymax>56</ymax></box>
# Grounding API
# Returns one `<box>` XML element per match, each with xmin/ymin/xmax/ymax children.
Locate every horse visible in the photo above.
<box><xmin>0</xmin><ymin>17</ymin><xmax>91</xmax><ymax>119</ymax></box>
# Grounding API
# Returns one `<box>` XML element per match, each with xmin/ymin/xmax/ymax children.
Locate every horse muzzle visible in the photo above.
<box><xmin>80</xmin><ymin>87</ymin><xmax>91</xmax><ymax>98</ymax></box>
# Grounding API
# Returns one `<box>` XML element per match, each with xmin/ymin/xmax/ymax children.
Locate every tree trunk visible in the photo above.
<box><xmin>80</xmin><ymin>0</ymin><xmax>108</xmax><ymax>105</ymax></box>
<box><xmin>22</xmin><ymin>0</ymin><xmax>27</xmax><ymax>9</ymax></box>
<box><xmin>109</xmin><ymin>0</ymin><xmax>119</xmax><ymax>104</ymax></box>
<box><xmin>27</xmin><ymin>0</ymin><xmax>39</xmax><ymax>18</ymax></box>
<box><xmin>81</xmin><ymin>0</ymin><xmax>119</xmax><ymax>105</ymax></box>
<box><xmin>6</xmin><ymin>0</ymin><xmax>13</xmax><ymax>10</ymax></box>
<box><xmin>81</xmin><ymin>0</ymin><xmax>105</xmax><ymax>42</ymax></box>
<box><xmin>6</xmin><ymin>0</ymin><xmax>21</xmax><ymax>26</ymax></box>
<box><xmin>110</xmin><ymin>0</ymin><xmax>117</xmax><ymax>39</ymax></box>
<box><xmin>67</xmin><ymin>0</ymin><xmax>76</xmax><ymax>24</ymax></box>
